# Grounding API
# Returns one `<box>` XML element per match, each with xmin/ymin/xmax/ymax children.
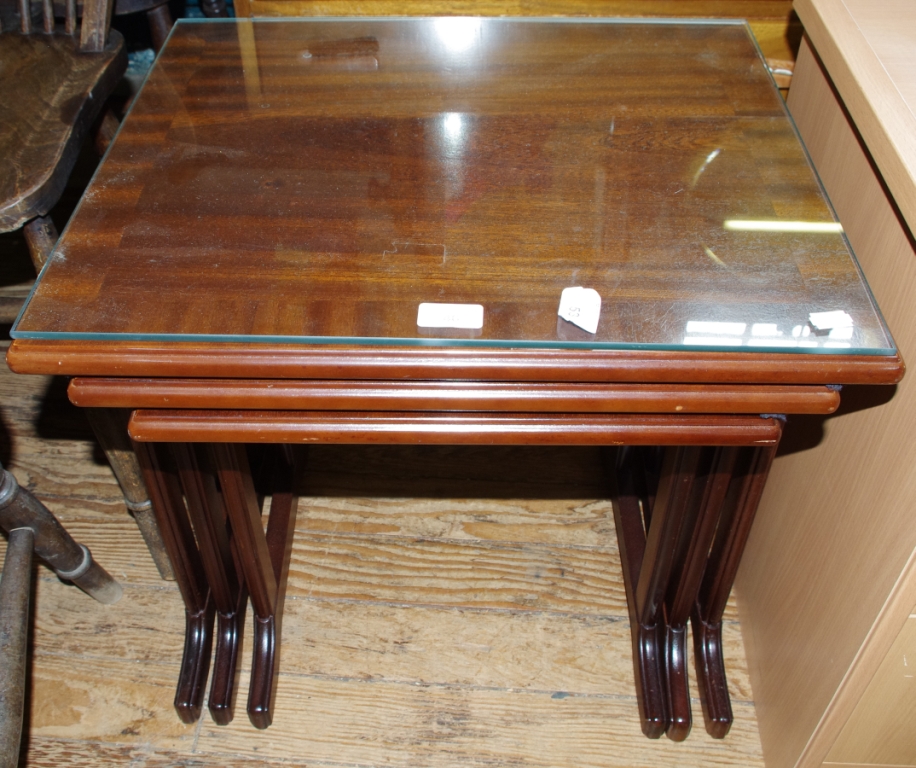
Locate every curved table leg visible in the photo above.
<box><xmin>692</xmin><ymin>443</ymin><xmax>779</xmax><ymax>739</ymax></box>
<box><xmin>172</xmin><ymin>443</ymin><xmax>247</xmax><ymax>725</ymax></box>
<box><xmin>134</xmin><ymin>441</ymin><xmax>214</xmax><ymax>724</ymax></box>
<box><xmin>663</xmin><ymin>447</ymin><xmax>738</xmax><ymax>741</ymax></box>
<box><xmin>610</xmin><ymin>446</ymin><xmax>702</xmax><ymax>739</ymax></box>
<box><xmin>212</xmin><ymin>444</ymin><xmax>300</xmax><ymax>729</ymax></box>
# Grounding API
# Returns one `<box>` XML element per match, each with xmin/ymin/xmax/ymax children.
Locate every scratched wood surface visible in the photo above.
<box><xmin>0</xmin><ymin>334</ymin><xmax>763</xmax><ymax>766</ymax></box>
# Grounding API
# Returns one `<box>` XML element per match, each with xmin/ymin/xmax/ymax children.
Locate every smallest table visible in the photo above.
<box><xmin>8</xmin><ymin>17</ymin><xmax>903</xmax><ymax>741</ymax></box>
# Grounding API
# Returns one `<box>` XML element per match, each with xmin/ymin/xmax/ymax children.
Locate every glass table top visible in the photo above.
<box><xmin>11</xmin><ymin>18</ymin><xmax>896</xmax><ymax>355</ymax></box>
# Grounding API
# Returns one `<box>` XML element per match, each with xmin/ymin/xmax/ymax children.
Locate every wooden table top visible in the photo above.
<box><xmin>7</xmin><ymin>19</ymin><xmax>901</xmax><ymax>383</ymax></box>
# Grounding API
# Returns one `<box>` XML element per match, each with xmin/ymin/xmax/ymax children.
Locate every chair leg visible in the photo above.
<box><xmin>85</xmin><ymin>408</ymin><xmax>174</xmax><ymax>580</ymax></box>
<box><xmin>94</xmin><ymin>108</ymin><xmax>121</xmax><ymax>155</ymax></box>
<box><xmin>0</xmin><ymin>463</ymin><xmax>124</xmax><ymax>767</ymax></box>
<box><xmin>22</xmin><ymin>215</ymin><xmax>57</xmax><ymax>272</ymax></box>
<box><xmin>0</xmin><ymin>528</ymin><xmax>33</xmax><ymax>768</ymax></box>
<box><xmin>0</xmin><ymin>464</ymin><xmax>122</xmax><ymax>604</ymax></box>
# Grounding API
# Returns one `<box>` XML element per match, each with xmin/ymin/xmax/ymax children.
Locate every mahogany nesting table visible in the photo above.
<box><xmin>6</xmin><ymin>18</ymin><xmax>902</xmax><ymax>741</ymax></box>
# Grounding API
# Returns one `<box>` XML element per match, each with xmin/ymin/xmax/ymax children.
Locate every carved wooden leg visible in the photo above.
<box><xmin>134</xmin><ymin>442</ymin><xmax>214</xmax><ymax>724</ymax></box>
<box><xmin>22</xmin><ymin>214</ymin><xmax>57</xmax><ymax>271</ymax></box>
<box><xmin>85</xmin><ymin>408</ymin><xmax>174</xmax><ymax>581</ymax></box>
<box><xmin>172</xmin><ymin>443</ymin><xmax>246</xmax><ymax>725</ymax></box>
<box><xmin>211</xmin><ymin>444</ymin><xmax>299</xmax><ymax>729</ymax></box>
<box><xmin>610</xmin><ymin>446</ymin><xmax>702</xmax><ymax>738</ymax></box>
<box><xmin>662</xmin><ymin>447</ymin><xmax>739</xmax><ymax>741</ymax></box>
<box><xmin>692</xmin><ymin>443</ymin><xmax>779</xmax><ymax>739</ymax></box>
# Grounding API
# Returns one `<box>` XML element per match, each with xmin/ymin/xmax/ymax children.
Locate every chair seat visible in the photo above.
<box><xmin>0</xmin><ymin>30</ymin><xmax>125</xmax><ymax>231</ymax></box>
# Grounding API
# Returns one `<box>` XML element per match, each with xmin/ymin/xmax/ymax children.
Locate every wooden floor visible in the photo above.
<box><xmin>0</xmin><ymin>209</ymin><xmax>765</xmax><ymax>766</ymax></box>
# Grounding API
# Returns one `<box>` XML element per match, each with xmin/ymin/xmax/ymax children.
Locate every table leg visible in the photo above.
<box><xmin>691</xmin><ymin>444</ymin><xmax>778</xmax><ymax>739</ymax></box>
<box><xmin>211</xmin><ymin>444</ymin><xmax>299</xmax><ymax>729</ymax></box>
<box><xmin>663</xmin><ymin>447</ymin><xmax>739</xmax><ymax>741</ymax></box>
<box><xmin>134</xmin><ymin>441</ymin><xmax>215</xmax><ymax>724</ymax></box>
<box><xmin>172</xmin><ymin>443</ymin><xmax>247</xmax><ymax>725</ymax></box>
<box><xmin>610</xmin><ymin>445</ymin><xmax>703</xmax><ymax>739</ymax></box>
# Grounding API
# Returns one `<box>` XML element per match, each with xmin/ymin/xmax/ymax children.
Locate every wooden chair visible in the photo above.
<box><xmin>0</xmin><ymin>0</ymin><xmax>125</xmax><ymax>270</ymax></box>
<box><xmin>0</xmin><ymin>3</ymin><xmax>175</xmax><ymax>580</ymax></box>
<box><xmin>0</xmin><ymin>461</ymin><xmax>122</xmax><ymax>768</ymax></box>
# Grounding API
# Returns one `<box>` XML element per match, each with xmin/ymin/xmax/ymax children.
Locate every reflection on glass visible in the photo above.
<box><xmin>691</xmin><ymin>148</ymin><xmax>721</xmax><ymax>187</ymax></box>
<box><xmin>433</xmin><ymin>17</ymin><xmax>482</xmax><ymax>53</ymax></box>
<box><xmin>685</xmin><ymin>321</ymin><xmax>746</xmax><ymax>335</ymax></box>
<box><xmin>723</xmin><ymin>220</ymin><xmax>844</xmax><ymax>233</ymax></box>
<box><xmin>442</xmin><ymin>112</ymin><xmax>465</xmax><ymax>145</ymax></box>
<box><xmin>684</xmin><ymin>314</ymin><xmax>858</xmax><ymax>349</ymax></box>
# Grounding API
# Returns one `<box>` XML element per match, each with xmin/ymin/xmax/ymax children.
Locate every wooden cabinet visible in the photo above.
<box><xmin>826</xmin><ymin>614</ymin><xmax>916</xmax><ymax>766</ymax></box>
<box><xmin>735</xmin><ymin>1</ymin><xmax>916</xmax><ymax>767</ymax></box>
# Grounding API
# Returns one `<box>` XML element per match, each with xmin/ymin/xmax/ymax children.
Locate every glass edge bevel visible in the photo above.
<box><xmin>6</xmin><ymin>328</ymin><xmax>898</xmax><ymax>355</ymax></box>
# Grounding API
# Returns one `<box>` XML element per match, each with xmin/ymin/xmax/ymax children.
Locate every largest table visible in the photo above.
<box><xmin>6</xmin><ymin>17</ymin><xmax>903</xmax><ymax>741</ymax></box>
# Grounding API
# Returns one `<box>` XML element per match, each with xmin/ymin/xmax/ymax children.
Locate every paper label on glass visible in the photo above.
<box><xmin>558</xmin><ymin>287</ymin><xmax>601</xmax><ymax>334</ymax></box>
<box><xmin>809</xmin><ymin>310</ymin><xmax>853</xmax><ymax>330</ymax></box>
<box><xmin>417</xmin><ymin>303</ymin><xmax>484</xmax><ymax>329</ymax></box>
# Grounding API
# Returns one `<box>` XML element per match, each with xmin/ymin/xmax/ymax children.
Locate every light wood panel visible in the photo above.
<box><xmin>735</xmin><ymin>34</ymin><xmax>916</xmax><ymax>768</ymax></box>
<box><xmin>793</xmin><ymin>0</ymin><xmax>916</xmax><ymax>234</ymax></box>
<box><xmin>825</xmin><ymin>616</ymin><xmax>916</xmax><ymax>766</ymax></box>
<box><xmin>0</xmin><ymin>340</ymin><xmax>764</xmax><ymax>766</ymax></box>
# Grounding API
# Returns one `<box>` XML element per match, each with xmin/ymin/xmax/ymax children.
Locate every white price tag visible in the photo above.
<box><xmin>558</xmin><ymin>287</ymin><xmax>601</xmax><ymax>334</ymax></box>
<box><xmin>417</xmin><ymin>302</ymin><xmax>484</xmax><ymax>329</ymax></box>
<box><xmin>809</xmin><ymin>310</ymin><xmax>853</xmax><ymax>330</ymax></box>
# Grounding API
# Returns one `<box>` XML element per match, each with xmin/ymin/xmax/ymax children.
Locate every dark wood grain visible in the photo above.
<box><xmin>663</xmin><ymin>447</ymin><xmax>738</xmax><ymax>741</ymax></box>
<box><xmin>68</xmin><ymin>378</ymin><xmax>842</xmax><ymax>414</ymax></box>
<box><xmin>128</xmin><ymin>410</ymin><xmax>785</xmax><ymax>445</ymax></box>
<box><xmin>248</xmin><ymin>446</ymin><xmax>299</xmax><ymax>729</ymax></box>
<box><xmin>133</xmin><ymin>441</ymin><xmax>214</xmax><ymax>723</ymax></box>
<box><xmin>609</xmin><ymin>447</ymin><xmax>668</xmax><ymax>738</ymax></box>
<box><xmin>693</xmin><ymin>444</ymin><xmax>778</xmax><ymax>738</ymax></box>
<box><xmin>8</xmin><ymin>341</ymin><xmax>905</xmax><ymax>385</ymax></box>
<box><xmin>171</xmin><ymin>444</ymin><xmax>245</xmax><ymax>724</ymax></box>
<box><xmin>9</xmin><ymin>19</ymin><xmax>895</xmax><ymax>360</ymax></box>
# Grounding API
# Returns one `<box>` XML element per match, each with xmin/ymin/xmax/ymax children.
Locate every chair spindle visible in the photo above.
<box><xmin>42</xmin><ymin>0</ymin><xmax>54</xmax><ymax>33</ymax></box>
<box><xmin>65</xmin><ymin>0</ymin><xmax>77</xmax><ymax>34</ymax></box>
<box><xmin>19</xmin><ymin>0</ymin><xmax>31</xmax><ymax>33</ymax></box>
